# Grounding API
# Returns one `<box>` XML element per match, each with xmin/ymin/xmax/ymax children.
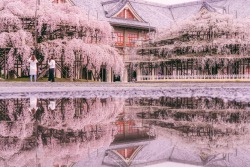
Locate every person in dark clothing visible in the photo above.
<box><xmin>48</xmin><ymin>56</ymin><xmax>55</xmax><ymax>82</ymax></box>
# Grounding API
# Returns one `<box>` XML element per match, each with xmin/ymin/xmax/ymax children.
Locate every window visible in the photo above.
<box><xmin>126</xmin><ymin>33</ymin><xmax>138</xmax><ymax>46</ymax></box>
<box><xmin>114</xmin><ymin>32</ymin><xmax>124</xmax><ymax>46</ymax></box>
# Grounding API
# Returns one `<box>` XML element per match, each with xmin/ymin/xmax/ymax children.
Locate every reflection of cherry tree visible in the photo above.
<box><xmin>1</xmin><ymin>99</ymin><xmax>33</xmax><ymax>138</ymax></box>
<box><xmin>34</xmin><ymin>124</ymin><xmax>115</xmax><ymax>167</ymax></box>
<box><xmin>0</xmin><ymin>124</ymin><xmax>115</xmax><ymax>167</ymax></box>
<box><xmin>156</xmin><ymin>125</ymin><xmax>250</xmax><ymax>159</ymax></box>
<box><xmin>0</xmin><ymin>97</ymin><xmax>125</xmax><ymax>167</ymax></box>
<box><xmin>131</xmin><ymin>97</ymin><xmax>250</xmax><ymax>156</ymax></box>
<box><xmin>1</xmin><ymin>97</ymin><xmax>124</xmax><ymax>136</ymax></box>
<box><xmin>6</xmin><ymin>99</ymin><xmax>15</xmax><ymax>121</ymax></box>
<box><xmin>0</xmin><ymin>136</ymin><xmax>23</xmax><ymax>160</ymax></box>
<box><xmin>40</xmin><ymin>97</ymin><xmax>124</xmax><ymax>130</ymax></box>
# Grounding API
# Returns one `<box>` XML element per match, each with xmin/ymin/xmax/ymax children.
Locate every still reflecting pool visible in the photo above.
<box><xmin>0</xmin><ymin>97</ymin><xmax>250</xmax><ymax>167</ymax></box>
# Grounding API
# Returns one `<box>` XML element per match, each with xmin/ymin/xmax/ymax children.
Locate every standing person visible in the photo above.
<box><xmin>48</xmin><ymin>56</ymin><xmax>55</xmax><ymax>82</ymax></box>
<box><xmin>28</xmin><ymin>55</ymin><xmax>38</xmax><ymax>82</ymax></box>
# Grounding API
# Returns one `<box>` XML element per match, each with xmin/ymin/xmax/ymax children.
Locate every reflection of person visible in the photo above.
<box><xmin>48</xmin><ymin>100</ymin><xmax>56</xmax><ymax>111</ymax></box>
<box><xmin>48</xmin><ymin>56</ymin><xmax>55</xmax><ymax>82</ymax></box>
<box><xmin>29</xmin><ymin>97</ymin><xmax>38</xmax><ymax>114</ymax></box>
<box><xmin>28</xmin><ymin>55</ymin><xmax>38</xmax><ymax>82</ymax></box>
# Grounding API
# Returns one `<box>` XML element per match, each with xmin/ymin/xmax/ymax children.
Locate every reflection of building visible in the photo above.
<box><xmin>113</xmin><ymin>112</ymin><xmax>155</xmax><ymax>143</ymax></box>
<box><xmin>103</xmin><ymin>111</ymin><xmax>156</xmax><ymax>166</ymax></box>
<box><xmin>77</xmin><ymin>135</ymin><xmax>245</xmax><ymax>167</ymax></box>
<box><xmin>89</xmin><ymin>97</ymin><xmax>250</xmax><ymax>167</ymax></box>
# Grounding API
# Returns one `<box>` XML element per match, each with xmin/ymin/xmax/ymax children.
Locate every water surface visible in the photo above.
<box><xmin>0</xmin><ymin>96</ymin><xmax>250</xmax><ymax>167</ymax></box>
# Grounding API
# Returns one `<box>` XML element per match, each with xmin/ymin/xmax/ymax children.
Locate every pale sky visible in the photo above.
<box><xmin>145</xmin><ymin>0</ymin><xmax>198</xmax><ymax>5</ymax></box>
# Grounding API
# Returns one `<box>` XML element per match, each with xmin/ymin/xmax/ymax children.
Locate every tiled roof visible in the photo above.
<box><xmin>105</xmin><ymin>0</ymin><xmax>128</xmax><ymax>18</ymax></box>
<box><xmin>129</xmin><ymin>0</ymin><xmax>174</xmax><ymax>29</ymax></box>
<box><xmin>211</xmin><ymin>0</ymin><xmax>250</xmax><ymax>18</ymax></box>
<box><xmin>102</xmin><ymin>0</ymin><xmax>120</xmax><ymax>17</ymax></box>
<box><xmin>109</xmin><ymin>17</ymin><xmax>153</xmax><ymax>30</ymax></box>
<box><xmin>201</xmin><ymin>2</ymin><xmax>217</xmax><ymax>12</ymax></box>
<box><xmin>72</xmin><ymin>0</ymin><xmax>107</xmax><ymax>20</ymax></box>
<box><xmin>71</xmin><ymin>0</ymin><xmax>250</xmax><ymax>30</ymax></box>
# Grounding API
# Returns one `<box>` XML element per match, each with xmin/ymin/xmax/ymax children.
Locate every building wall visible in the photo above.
<box><xmin>113</xmin><ymin>26</ymin><xmax>150</xmax><ymax>82</ymax></box>
<box><xmin>114</xmin><ymin>27</ymin><xmax>146</xmax><ymax>47</ymax></box>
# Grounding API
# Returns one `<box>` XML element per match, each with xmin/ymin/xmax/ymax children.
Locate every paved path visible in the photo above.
<box><xmin>1</xmin><ymin>81</ymin><xmax>250</xmax><ymax>88</ymax></box>
<box><xmin>0</xmin><ymin>82</ymin><xmax>250</xmax><ymax>100</ymax></box>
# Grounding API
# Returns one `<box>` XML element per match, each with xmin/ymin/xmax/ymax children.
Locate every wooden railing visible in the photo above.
<box><xmin>37</xmin><ymin>67</ymin><xmax>49</xmax><ymax>80</ymax></box>
<box><xmin>138</xmin><ymin>74</ymin><xmax>250</xmax><ymax>81</ymax></box>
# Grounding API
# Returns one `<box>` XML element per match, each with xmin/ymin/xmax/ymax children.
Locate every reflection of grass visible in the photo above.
<box><xmin>0</xmin><ymin>77</ymin><xmax>90</xmax><ymax>82</ymax></box>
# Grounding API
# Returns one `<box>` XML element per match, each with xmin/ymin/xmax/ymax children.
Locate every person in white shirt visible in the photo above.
<box><xmin>48</xmin><ymin>56</ymin><xmax>55</xmax><ymax>82</ymax></box>
<box><xmin>28</xmin><ymin>55</ymin><xmax>38</xmax><ymax>82</ymax></box>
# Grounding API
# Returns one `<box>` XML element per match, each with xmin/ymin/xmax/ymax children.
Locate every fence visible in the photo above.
<box><xmin>138</xmin><ymin>74</ymin><xmax>250</xmax><ymax>81</ymax></box>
